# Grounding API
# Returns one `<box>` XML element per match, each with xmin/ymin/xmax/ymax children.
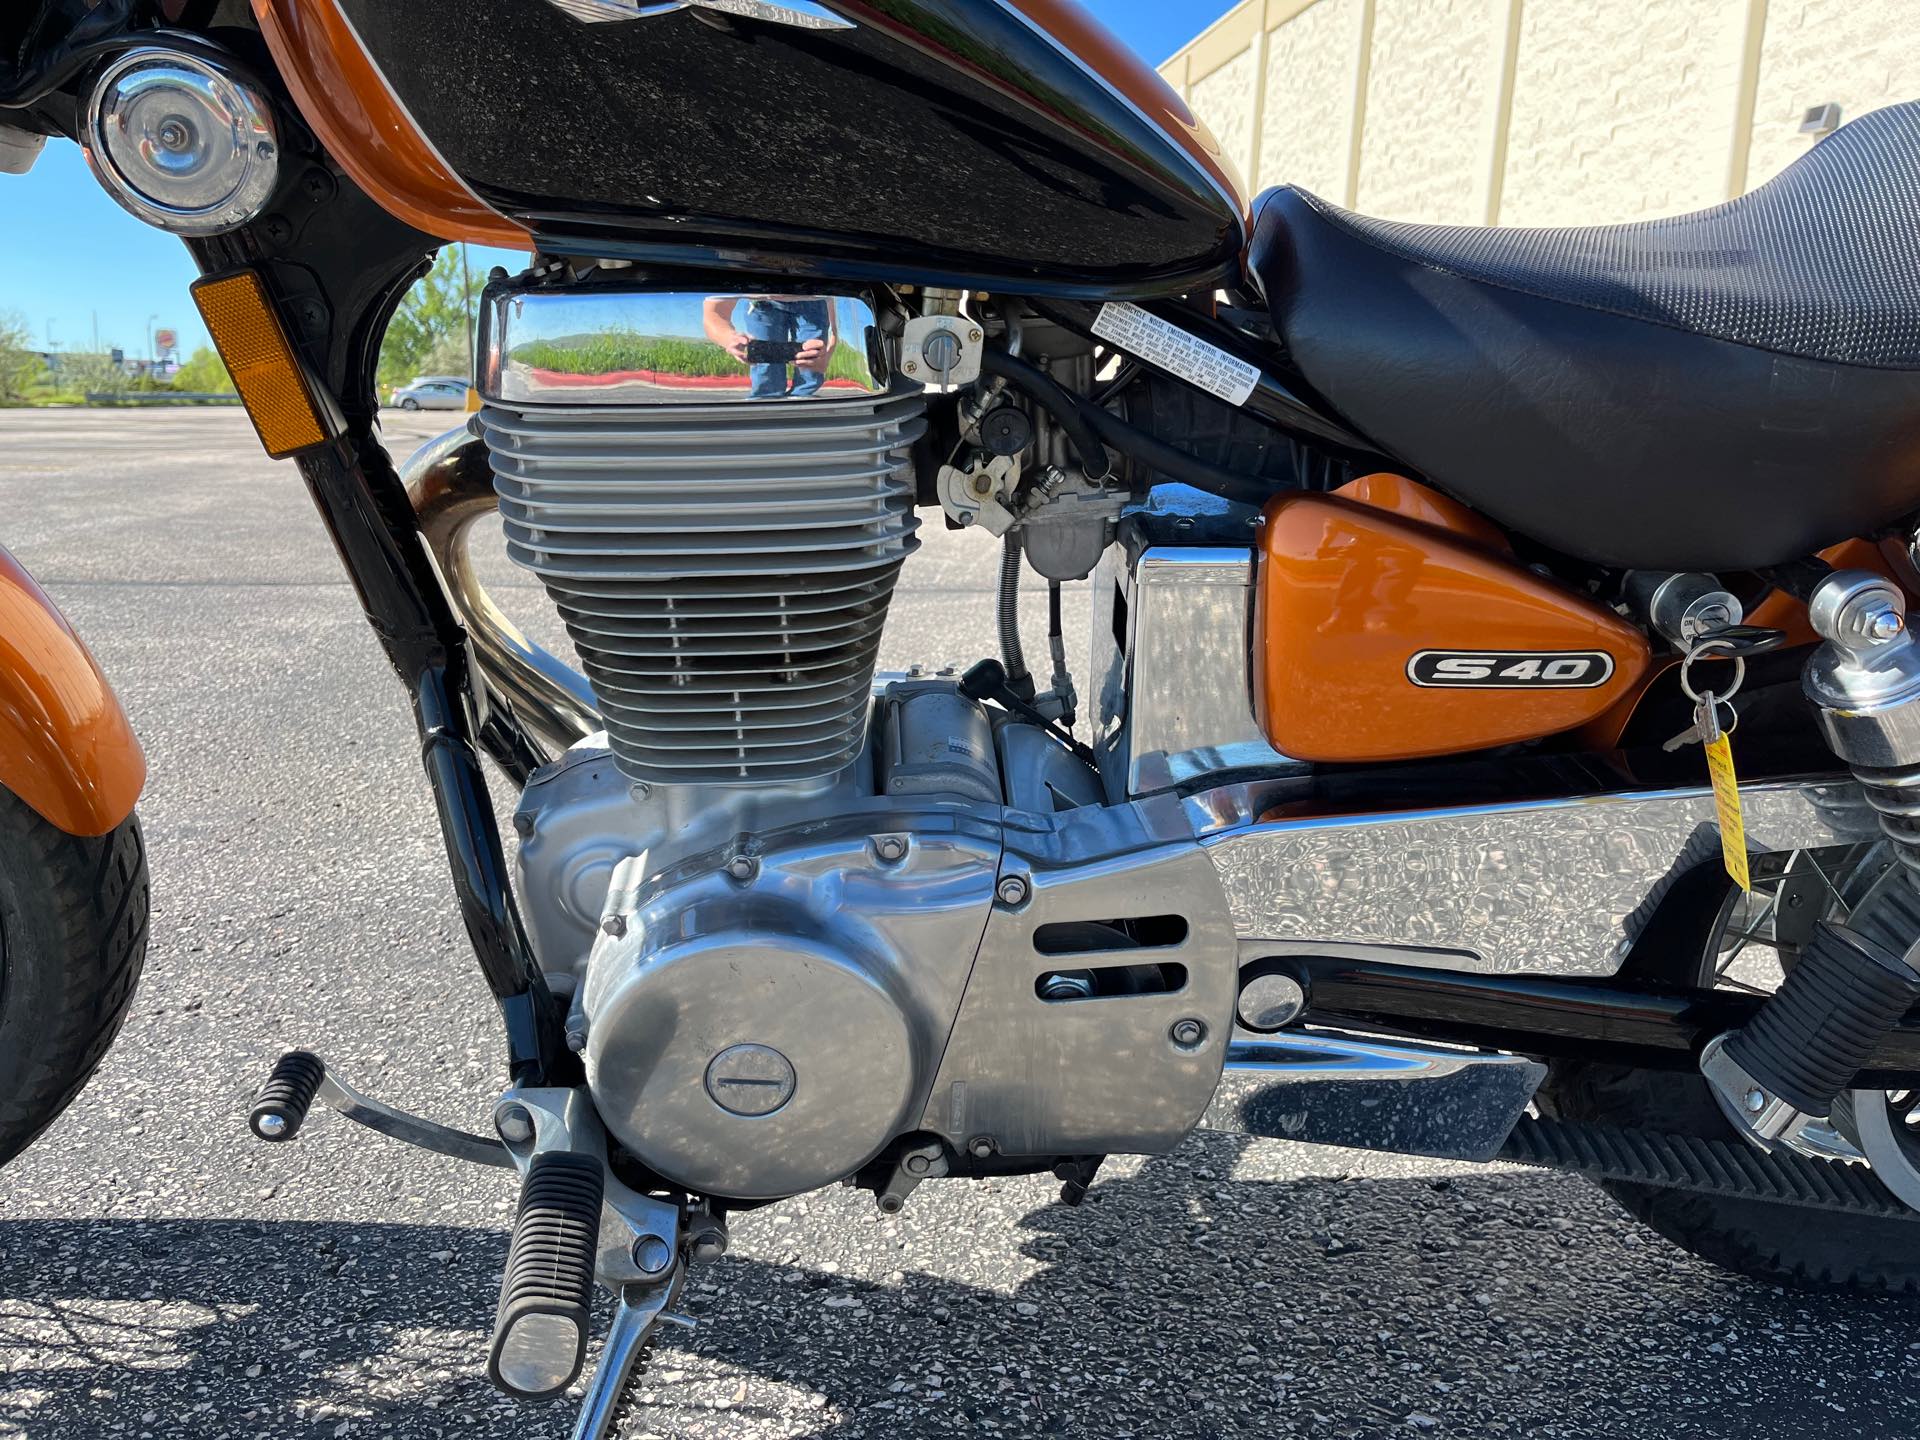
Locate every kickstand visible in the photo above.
<box><xmin>571</xmin><ymin>1284</ymin><xmax>687</xmax><ymax>1440</ymax></box>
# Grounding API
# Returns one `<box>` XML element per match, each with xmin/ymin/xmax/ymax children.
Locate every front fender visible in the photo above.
<box><xmin>0</xmin><ymin>544</ymin><xmax>143</xmax><ymax>836</ymax></box>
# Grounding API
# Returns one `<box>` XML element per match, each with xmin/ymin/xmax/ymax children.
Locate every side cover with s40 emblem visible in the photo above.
<box><xmin>1254</xmin><ymin>488</ymin><xmax>1650</xmax><ymax>762</ymax></box>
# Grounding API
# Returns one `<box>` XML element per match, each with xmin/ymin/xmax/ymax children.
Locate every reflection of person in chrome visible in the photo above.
<box><xmin>703</xmin><ymin>295</ymin><xmax>836</xmax><ymax>398</ymax></box>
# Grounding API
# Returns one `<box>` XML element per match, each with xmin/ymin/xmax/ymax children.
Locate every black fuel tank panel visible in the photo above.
<box><xmin>335</xmin><ymin>0</ymin><xmax>1246</xmax><ymax>297</ymax></box>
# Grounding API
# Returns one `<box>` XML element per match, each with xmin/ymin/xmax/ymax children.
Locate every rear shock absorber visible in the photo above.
<box><xmin>1701</xmin><ymin>569</ymin><xmax>1920</xmax><ymax>1146</ymax></box>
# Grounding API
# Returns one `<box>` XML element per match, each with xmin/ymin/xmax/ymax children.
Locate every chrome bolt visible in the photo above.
<box><xmin>1743</xmin><ymin>1087</ymin><xmax>1768</xmax><ymax>1114</ymax></box>
<box><xmin>628</xmin><ymin>781</ymin><xmax>651</xmax><ymax>801</ymax></box>
<box><xmin>1039</xmin><ymin>971</ymin><xmax>1095</xmax><ymax>1001</ymax></box>
<box><xmin>1236</xmin><ymin>973</ymin><xmax>1307</xmax><ymax>1032</ymax></box>
<box><xmin>601</xmin><ymin>914</ymin><xmax>628</xmax><ymax>939</ymax></box>
<box><xmin>1870</xmin><ymin>609</ymin><xmax>1907</xmax><ymax>641</ymax></box>
<box><xmin>727</xmin><ymin>855</ymin><xmax>759</xmax><ymax>883</ymax></box>
<box><xmin>157</xmin><ymin>118</ymin><xmax>192</xmax><ymax>152</ymax></box>
<box><xmin>631</xmin><ymin>1233</ymin><xmax>673</xmax><ymax>1277</ymax></box>
<box><xmin>967</xmin><ymin>1136</ymin><xmax>996</xmax><ymax>1159</ymax></box>
<box><xmin>496</xmin><ymin>1105</ymin><xmax>534</xmax><ymax>1144</ymax></box>
<box><xmin>873</xmin><ymin>834</ymin><xmax>909</xmax><ymax>864</ymax></box>
<box><xmin>255</xmin><ymin>1112</ymin><xmax>288</xmax><ymax>1139</ymax></box>
<box><xmin>996</xmin><ymin>875</ymin><xmax>1029</xmax><ymax>907</ymax></box>
<box><xmin>1170</xmin><ymin>1018</ymin><xmax>1207</xmax><ymax>1049</ymax></box>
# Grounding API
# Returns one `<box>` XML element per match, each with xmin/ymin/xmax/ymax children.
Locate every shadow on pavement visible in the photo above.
<box><xmin>2</xmin><ymin>1142</ymin><xmax>1917</xmax><ymax>1440</ymax></box>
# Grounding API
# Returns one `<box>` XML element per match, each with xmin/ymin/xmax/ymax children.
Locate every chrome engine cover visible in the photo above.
<box><xmin>580</xmin><ymin>807</ymin><xmax>1002</xmax><ymax>1200</ymax></box>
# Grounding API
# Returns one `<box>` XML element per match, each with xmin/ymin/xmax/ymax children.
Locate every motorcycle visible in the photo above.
<box><xmin>5</xmin><ymin>0</ymin><xmax>1920</xmax><ymax>1429</ymax></box>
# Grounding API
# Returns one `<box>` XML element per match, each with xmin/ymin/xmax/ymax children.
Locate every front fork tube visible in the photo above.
<box><xmin>293</xmin><ymin>433</ymin><xmax>575</xmax><ymax>1087</ymax></box>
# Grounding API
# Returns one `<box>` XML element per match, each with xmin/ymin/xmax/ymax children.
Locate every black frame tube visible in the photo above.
<box><xmin>1258</xmin><ymin>954</ymin><xmax>1920</xmax><ymax>1087</ymax></box>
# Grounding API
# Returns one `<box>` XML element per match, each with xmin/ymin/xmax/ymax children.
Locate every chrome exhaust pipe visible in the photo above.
<box><xmin>402</xmin><ymin>426</ymin><xmax>600</xmax><ymax>774</ymax></box>
<box><xmin>1206</xmin><ymin>1030</ymin><xmax>1545</xmax><ymax>1163</ymax></box>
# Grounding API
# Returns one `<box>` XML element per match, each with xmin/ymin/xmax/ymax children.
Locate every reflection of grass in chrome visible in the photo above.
<box><xmin>513</xmin><ymin>330</ymin><xmax>869</xmax><ymax>381</ymax></box>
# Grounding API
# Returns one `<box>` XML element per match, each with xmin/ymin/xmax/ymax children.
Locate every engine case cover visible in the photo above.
<box><xmin>581</xmin><ymin>813</ymin><xmax>1001</xmax><ymax>1199</ymax></box>
<box><xmin>1254</xmin><ymin>490</ymin><xmax>1651</xmax><ymax>763</ymax></box>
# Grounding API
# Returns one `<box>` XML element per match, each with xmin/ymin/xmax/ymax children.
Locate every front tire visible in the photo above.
<box><xmin>0</xmin><ymin>783</ymin><xmax>149</xmax><ymax>1168</ymax></box>
<box><xmin>400</xmin><ymin>397</ymin><xmax>420</xmax><ymax>411</ymax></box>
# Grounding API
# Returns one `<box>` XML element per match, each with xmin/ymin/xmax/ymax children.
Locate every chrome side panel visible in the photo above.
<box><xmin>921</xmin><ymin>794</ymin><xmax>1240</xmax><ymax>1158</ymax></box>
<box><xmin>1092</xmin><ymin>542</ymin><xmax>1295</xmax><ymax>801</ymax></box>
<box><xmin>1196</xmin><ymin>778</ymin><xmax>1876</xmax><ymax>977</ymax></box>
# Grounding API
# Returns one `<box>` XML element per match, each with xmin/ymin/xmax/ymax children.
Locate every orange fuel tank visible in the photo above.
<box><xmin>1255</xmin><ymin>491</ymin><xmax>1651</xmax><ymax>763</ymax></box>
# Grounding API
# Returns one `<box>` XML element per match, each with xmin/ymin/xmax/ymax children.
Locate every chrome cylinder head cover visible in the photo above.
<box><xmin>478</xmin><ymin>283</ymin><xmax>922</xmax><ymax>786</ymax></box>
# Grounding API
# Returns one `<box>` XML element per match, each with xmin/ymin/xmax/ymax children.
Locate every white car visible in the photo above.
<box><xmin>389</xmin><ymin>379</ymin><xmax>469</xmax><ymax>410</ymax></box>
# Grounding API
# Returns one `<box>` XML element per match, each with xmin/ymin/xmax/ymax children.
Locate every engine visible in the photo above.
<box><xmin>477</xmin><ymin>273</ymin><xmax>1237</xmax><ymax>1202</ymax></box>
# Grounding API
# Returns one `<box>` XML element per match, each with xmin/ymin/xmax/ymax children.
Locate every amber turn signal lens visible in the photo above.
<box><xmin>191</xmin><ymin>270</ymin><xmax>330</xmax><ymax>458</ymax></box>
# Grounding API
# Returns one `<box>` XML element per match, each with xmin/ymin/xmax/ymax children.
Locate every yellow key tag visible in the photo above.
<box><xmin>1704</xmin><ymin>732</ymin><xmax>1750</xmax><ymax>892</ymax></box>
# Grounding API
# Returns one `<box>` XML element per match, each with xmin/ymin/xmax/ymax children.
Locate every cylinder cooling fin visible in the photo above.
<box><xmin>478</xmin><ymin>392</ymin><xmax>924</xmax><ymax>785</ymax></box>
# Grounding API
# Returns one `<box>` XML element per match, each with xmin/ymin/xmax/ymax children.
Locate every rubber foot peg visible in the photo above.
<box><xmin>487</xmin><ymin>1151</ymin><xmax>604</xmax><ymax>1399</ymax></box>
<box><xmin>249</xmin><ymin>1051</ymin><xmax>325</xmax><ymax>1142</ymax></box>
<box><xmin>1724</xmin><ymin>920</ymin><xmax>1920</xmax><ymax>1114</ymax></box>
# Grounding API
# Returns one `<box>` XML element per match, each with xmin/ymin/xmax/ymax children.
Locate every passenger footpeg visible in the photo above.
<box><xmin>1701</xmin><ymin>919</ymin><xmax>1920</xmax><ymax>1149</ymax></box>
<box><xmin>248</xmin><ymin>1050</ymin><xmax>512</xmax><ymax>1166</ymax></box>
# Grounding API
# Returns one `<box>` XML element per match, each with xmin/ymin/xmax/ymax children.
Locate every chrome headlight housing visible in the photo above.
<box><xmin>83</xmin><ymin>48</ymin><xmax>278</xmax><ymax>237</ymax></box>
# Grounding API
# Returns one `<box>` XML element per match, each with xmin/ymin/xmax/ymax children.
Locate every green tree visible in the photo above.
<box><xmin>56</xmin><ymin>351</ymin><xmax>131</xmax><ymax>398</ymax></box>
<box><xmin>378</xmin><ymin>245</ymin><xmax>482</xmax><ymax>394</ymax></box>
<box><xmin>0</xmin><ymin>310</ymin><xmax>46</xmax><ymax>404</ymax></box>
<box><xmin>173</xmin><ymin>345</ymin><xmax>235</xmax><ymax>394</ymax></box>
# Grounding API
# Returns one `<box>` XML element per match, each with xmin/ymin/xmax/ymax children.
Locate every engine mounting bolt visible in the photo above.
<box><xmin>512</xmin><ymin>812</ymin><xmax>535</xmax><ymax>837</ymax></box>
<box><xmin>1170</xmin><ymin>1018</ymin><xmax>1208</xmax><ymax>1050</ymax></box>
<box><xmin>565</xmin><ymin>1018</ymin><xmax>589</xmax><ymax>1053</ymax></box>
<box><xmin>689</xmin><ymin>1228</ymin><xmax>729</xmax><ymax>1263</ymax></box>
<box><xmin>631</xmin><ymin>1233</ymin><xmax>673</xmax><ymax>1277</ymax></box>
<box><xmin>495</xmin><ymin>1105</ymin><xmax>534</xmax><ymax>1144</ymax></box>
<box><xmin>727</xmin><ymin>855</ymin><xmax>759</xmax><ymax>883</ymax></box>
<box><xmin>996</xmin><ymin>875</ymin><xmax>1029</xmax><ymax>907</ymax></box>
<box><xmin>904</xmin><ymin>1153</ymin><xmax>932</xmax><ymax>1175</ymax></box>
<box><xmin>601</xmin><ymin>914</ymin><xmax>628</xmax><ymax>939</ymax></box>
<box><xmin>877</xmin><ymin>1193</ymin><xmax>905</xmax><ymax>1214</ymax></box>
<box><xmin>967</xmin><ymin>1136</ymin><xmax>996</xmax><ymax>1159</ymax></box>
<box><xmin>873</xmin><ymin>834</ymin><xmax>908</xmax><ymax>864</ymax></box>
<box><xmin>629</xmin><ymin>781</ymin><xmax>651</xmax><ymax>801</ymax></box>
<box><xmin>1743</xmin><ymin>1087</ymin><xmax>1769</xmax><ymax>1114</ymax></box>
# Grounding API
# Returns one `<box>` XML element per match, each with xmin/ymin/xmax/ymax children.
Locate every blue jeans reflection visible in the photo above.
<box><xmin>739</xmin><ymin>298</ymin><xmax>830</xmax><ymax>398</ymax></box>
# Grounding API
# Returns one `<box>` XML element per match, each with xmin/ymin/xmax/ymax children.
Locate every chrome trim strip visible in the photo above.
<box><xmin>1205</xmin><ymin>1031</ymin><xmax>1546</xmax><ymax>1163</ymax></box>
<box><xmin>1197</xmin><ymin>777</ymin><xmax>1877</xmax><ymax>978</ymax></box>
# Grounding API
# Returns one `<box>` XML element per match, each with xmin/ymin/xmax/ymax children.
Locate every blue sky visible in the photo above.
<box><xmin>0</xmin><ymin>0</ymin><xmax>1237</xmax><ymax>360</ymax></box>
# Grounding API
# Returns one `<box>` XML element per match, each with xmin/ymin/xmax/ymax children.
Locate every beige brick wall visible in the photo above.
<box><xmin>1746</xmin><ymin>0</ymin><xmax>1920</xmax><ymax>187</ymax></box>
<box><xmin>1356</xmin><ymin>0</ymin><xmax>1504</xmax><ymax>222</ymax></box>
<box><xmin>1260</xmin><ymin>0</ymin><xmax>1366</xmax><ymax>197</ymax></box>
<box><xmin>1164</xmin><ymin>0</ymin><xmax>1918</xmax><ymax>226</ymax></box>
<box><xmin>1499</xmin><ymin>0</ymin><xmax>1751</xmax><ymax>225</ymax></box>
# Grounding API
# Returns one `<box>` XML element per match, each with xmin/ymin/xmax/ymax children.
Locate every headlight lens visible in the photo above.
<box><xmin>84</xmin><ymin>49</ymin><xmax>277</xmax><ymax>236</ymax></box>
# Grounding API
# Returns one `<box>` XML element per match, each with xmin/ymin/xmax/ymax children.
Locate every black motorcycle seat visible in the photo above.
<box><xmin>1250</xmin><ymin>101</ymin><xmax>1920</xmax><ymax>571</ymax></box>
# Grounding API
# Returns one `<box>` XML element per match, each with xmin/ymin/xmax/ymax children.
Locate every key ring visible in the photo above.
<box><xmin>1680</xmin><ymin>638</ymin><xmax>1746</xmax><ymax>704</ymax></box>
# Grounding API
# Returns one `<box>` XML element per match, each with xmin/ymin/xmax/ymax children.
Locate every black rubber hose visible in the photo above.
<box><xmin>980</xmin><ymin>347</ymin><xmax>1271</xmax><ymax>508</ymax></box>
<box><xmin>978</xmin><ymin>349</ymin><xmax>1111</xmax><ymax>482</ymax></box>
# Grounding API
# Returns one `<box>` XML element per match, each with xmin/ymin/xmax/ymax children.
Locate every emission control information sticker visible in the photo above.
<box><xmin>1092</xmin><ymin>301</ymin><xmax>1259</xmax><ymax>407</ymax></box>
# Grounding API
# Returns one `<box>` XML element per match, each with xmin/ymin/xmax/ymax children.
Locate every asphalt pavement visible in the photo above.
<box><xmin>1</xmin><ymin>408</ymin><xmax>1918</xmax><ymax>1440</ymax></box>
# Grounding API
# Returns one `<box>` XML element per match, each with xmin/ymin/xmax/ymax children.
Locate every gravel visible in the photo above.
<box><xmin>1</xmin><ymin>409</ymin><xmax>1918</xmax><ymax>1440</ymax></box>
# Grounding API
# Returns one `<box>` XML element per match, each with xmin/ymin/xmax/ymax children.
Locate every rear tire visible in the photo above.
<box><xmin>1542</xmin><ymin>1057</ymin><xmax>1920</xmax><ymax>1293</ymax></box>
<box><xmin>0</xmin><ymin>783</ymin><xmax>149</xmax><ymax>1168</ymax></box>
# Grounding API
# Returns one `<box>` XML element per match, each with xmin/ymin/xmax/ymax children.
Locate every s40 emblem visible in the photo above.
<box><xmin>1407</xmin><ymin>650</ymin><xmax>1615</xmax><ymax>689</ymax></box>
